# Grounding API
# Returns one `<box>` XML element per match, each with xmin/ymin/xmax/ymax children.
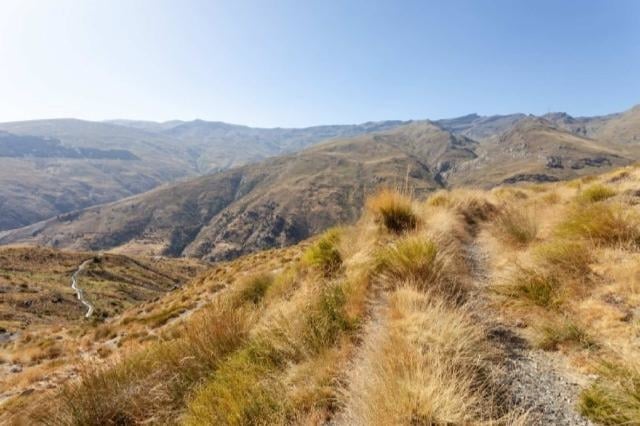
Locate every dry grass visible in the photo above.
<box><xmin>373</xmin><ymin>235</ymin><xmax>460</xmax><ymax>297</ymax></box>
<box><xmin>578</xmin><ymin>184</ymin><xmax>617</xmax><ymax>203</ymax></box>
<box><xmin>556</xmin><ymin>203</ymin><xmax>640</xmax><ymax>247</ymax></box>
<box><xmin>302</xmin><ymin>227</ymin><xmax>343</xmax><ymax>277</ymax></box>
<box><xmin>579</xmin><ymin>360</ymin><xmax>640</xmax><ymax>425</ymax></box>
<box><xmin>493</xmin><ymin>207</ymin><xmax>538</xmax><ymax>247</ymax></box>
<box><xmin>532</xmin><ymin>239</ymin><xmax>593</xmax><ymax>275</ymax></box>
<box><xmin>34</xmin><ymin>300</ymin><xmax>255</xmax><ymax>425</ymax></box>
<box><xmin>338</xmin><ymin>286</ymin><xmax>506</xmax><ymax>425</ymax></box>
<box><xmin>366</xmin><ymin>188</ymin><xmax>418</xmax><ymax>233</ymax></box>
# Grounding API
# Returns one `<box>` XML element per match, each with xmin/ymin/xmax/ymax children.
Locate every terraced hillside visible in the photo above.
<box><xmin>4</xmin><ymin>164</ymin><xmax>640</xmax><ymax>424</ymax></box>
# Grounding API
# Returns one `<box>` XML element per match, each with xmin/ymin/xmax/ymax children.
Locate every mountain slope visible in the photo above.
<box><xmin>6</xmin><ymin>165</ymin><xmax>640</xmax><ymax>424</ymax></box>
<box><xmin>0</xmin><ymin>122</ymin><xmax>477</xmax><ymax>260</ymax></box>
<box><xmin>0</xmin><ymin>119</ymin><xmax>407</xmax><ymax>231</ymax></box>
<box><xmin>0</xmin><ymin>119</ymin><xmax>197</xmax><ymax>231</ymax></box>
<box><xmin>1</xmin><ymin>117</ymin><xmax>631</xmax><ymax>261</ymax></box>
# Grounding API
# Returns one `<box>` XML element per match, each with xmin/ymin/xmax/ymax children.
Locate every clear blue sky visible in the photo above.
<box><xmin>0</xmin><ymin>0</ymin><xmax>638</xmax><ymax>127</ymax></box>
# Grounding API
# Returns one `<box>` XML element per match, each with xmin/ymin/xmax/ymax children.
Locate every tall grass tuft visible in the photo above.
<box><xmin>366</xmin><ymin>188</ymin><xmax>418</xmax><ymax>233</ymax></box>
<box><xmin>493</xmin><ymin>207</ymin><xmax>538</xmax><ymax>247</ymax></box>
<box><xmin>234</xmin><ymin>273</ymin><xmax>274</xmax><ymax>305</ymax></box>
<box><xmin>303</xmin><ymin>228</ymin><xmax>343</xmax><ymax>277</ymax></box>
<box><xmin>556</xmin><ymin>203</ymin><xmax>640</xmax><ymax>247</ymax></box>
<box><xmin>578</xmin><ymin>184</ymin><xmax>617</xmax><ymax>203</ymax></box>
<box><xmin>533</xmin><ymin>239</ymin><xmax>593</xmax><ymax>275</ymax></box>
<box><xmin>579</xmin><ymin>361</ymin><xmax>640</xmax><ymax>425</ymax></box>
<box><xmin>537</xmin><ymin>319</ymin><xmax>596</xmax><ymax>350</ymax></box>
<box><xmin>374</xmin><ymin>236</ymin><xmax>461</xmax><ymax>297</ymax></box>
<box><xmin>499</xmin><ymin>268</ymin><xmax>562</xmax><ymax>309</ymax></box>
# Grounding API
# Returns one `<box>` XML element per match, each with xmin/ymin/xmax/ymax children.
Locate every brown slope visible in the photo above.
<box><xmin>0</xmin><ymin>122</ymin><xmax>476</xmax><ymax>260</ymax></box>
<box><xmin>449</xmin><ymin>116</ymin><xmax>632</xmax><ymax>187</ymax></box>
<box><xmin>0</xmin><ymin>118</ymin><xmax>633</xmax><ymax>261</ymax></box>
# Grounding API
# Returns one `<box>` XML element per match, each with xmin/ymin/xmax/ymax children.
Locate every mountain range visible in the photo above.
<box><xmin>1</xmin><ymin>105</ymin><xmax>639</xmax><ymax>260</ymax></box>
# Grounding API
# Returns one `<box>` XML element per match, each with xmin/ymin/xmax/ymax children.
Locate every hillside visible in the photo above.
<box><xmin>0</xmin><ymin>119</ymin><xmax>405</xmax><ymax>231</ymax></box>
<box><xmin>1</xmin><ymin>116</ymin><xmax>634</xmax><ymax>261</ymax></box>
<box><xmin>4</xmin><ymin>165</ymin><xmax>640</xmax><ymax>424</ymax></box>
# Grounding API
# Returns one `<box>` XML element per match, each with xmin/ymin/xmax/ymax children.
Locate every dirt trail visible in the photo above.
<box><xmin>71</xmin><ymin>259</ymin><xmax>95</xmax><ymax>318</ymax></box>
<box><xmin>465</xmin><ymin>240</ymin><xmax>593</xmax><ymax>425</ymax></box>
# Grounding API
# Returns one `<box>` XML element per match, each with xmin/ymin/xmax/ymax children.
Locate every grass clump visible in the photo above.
<box><xmin>533</xmin><ymin>239</ymin><xmax>593</xmax><ymax>275</ymax></box>
<box><xmin>493</xmin><ymin>207</ymin><xmax>538</xmax><ymax>247</ymax></box>
<box><xmin>303</xmin><ymin>228</ymin><xmax>343</xmax><ymax>277</ymax></box>
<box><xmin>556</xmin><ymin>203</ymin><xmax>640</xmax><ymax>246</ymax></box>
<box><xmin>537</xmin><ymin>319</ymin><xmax>596</xmax><ymax>351</ymax></box>
<box><xmin>579</xmin><ymin>361</ymin><xmax>640</xmax><ymax>424</ymax></box>
<box><xmin>184</xmin><ymin>346</ymin><xmax>287</xmax><ymax>425</ymax></box>
<box><xmin>579</xmin><ymin>184</ymin><xmax>617</xmax><ymax>203</ymax></box>
<box><xmin>500</xmin><ymin>269</ymin><xmax>562</xmax><ymax>309</ymax></box>
<box><xmin>303</xmin><ymin>283</ymin><xmax>355</xmax><ymax>352</ymax></box>
<box><xmin>235</xmin><ymin>273</ymin><xmax>274</xmax><ymax>305</ymax></box>
<box><xmin>374</xmin><ymin>236</ymin><xmax>456</xmax><ymax>295</ymax></box>
<box><xmin>367</xmin><ymin>188</ymin><xmax>418</xmax><ymax>233</ymax></box>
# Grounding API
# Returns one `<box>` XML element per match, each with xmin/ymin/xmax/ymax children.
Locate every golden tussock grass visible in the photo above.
<box><xmin>556</xmin><ymin>203</ymin><xmax>640</xmax><ymax>247</ymax></box>
<box><xmin>492</xmin><ymin>207</ymin><xmax>538</xmax><ymax>247</ymax></box>
<box><xmin>578</xmin><ymin>184</ymin><xmax>617</xmax><ymax>203</ymax></box>
<box><xmin>366</xmin><ymin>188</ymin><xmax>418</xmax><ymax>233</ymax></box>
<box><xmin>579</xmin><ymin>359</ymin><xmax>640</xmax><ymax>425</ymax></box>
<box><xmin>338</xmin><ymin>285</ymin><xmax>514</xmax><ymax>425</ymax></box>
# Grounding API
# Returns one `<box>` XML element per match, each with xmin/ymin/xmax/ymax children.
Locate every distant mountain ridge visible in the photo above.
<box><xmin>3</xmin><ymin>105</ymin><xmax>639</xmax><ymax>261</ymax></box>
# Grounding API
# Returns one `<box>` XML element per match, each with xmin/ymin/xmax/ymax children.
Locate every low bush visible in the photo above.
<box><xmin>366</xmin><ymin>189</ymin><xmax>417</xmax><ymax>233</ymax></box>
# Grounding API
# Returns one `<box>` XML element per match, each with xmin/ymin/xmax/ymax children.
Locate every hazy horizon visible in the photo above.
<box><xmin>1</xmin><ymin>0</ymin><xmax>639</xmax><ymax>127</ymax></box>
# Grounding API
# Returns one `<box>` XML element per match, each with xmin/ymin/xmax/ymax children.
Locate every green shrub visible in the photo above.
<box><xmin>303</xmin><ymin>228</ymin><xmax>343</xmax><ymax>277</ymax></box>
<box><xmin>578</xmin><ymin>184</ymin><xmax>617</xmax><ymax>203</ymax></box>
<box><xmin>579</xmin><ymin>362</ymin><xmax>640</xmax><ymax>424</ymax></box>
<box><xmin>367</xmin><ymin>189</ymin><xmax>417</xmax><ymax>233</ymax></box>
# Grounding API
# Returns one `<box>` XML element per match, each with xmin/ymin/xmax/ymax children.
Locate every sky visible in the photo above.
<box><xmin>0</xmin><ymin>0</ymin><xmax>639</xmax><ymax>127</ymax></box>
